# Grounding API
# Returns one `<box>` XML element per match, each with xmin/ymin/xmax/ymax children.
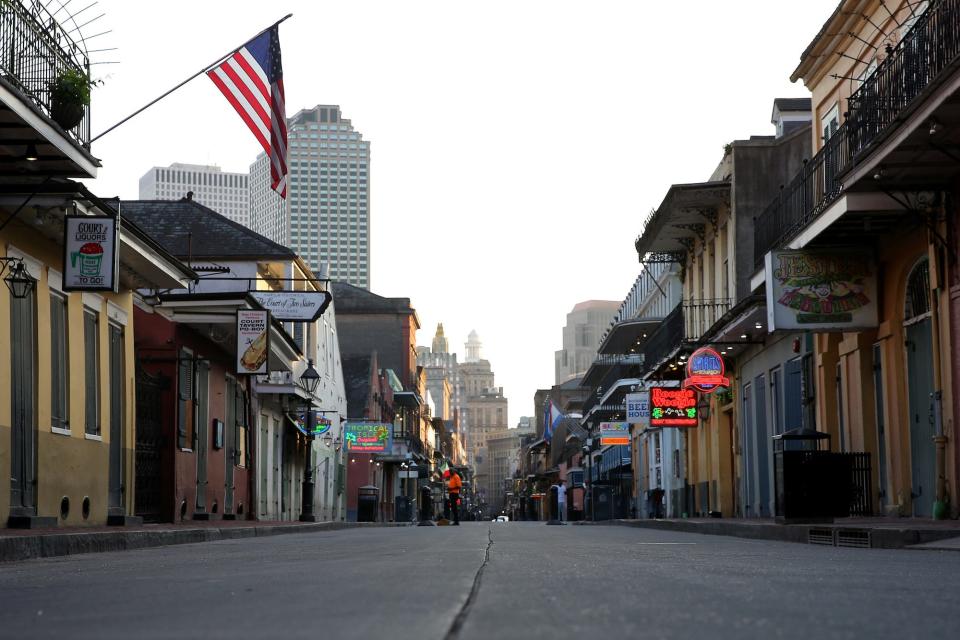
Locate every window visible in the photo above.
<box><xmin>84</xmin><ymin>309</ymin><xmax>100</xmax><ymax>436</ymax></box>
<box><xmin>50</xmin><ymin>292</ymin><xmax>69</xmax><ymax>431</ymax></box>
<box><xmin>821</xmin><ymin>103</ymin><xmax>840</xmax><ymax>142</ymax></box>
<box><xmin>178</xmin><ymin>349</ymin><xmax>194</xmax><ymax>449</ymax></box>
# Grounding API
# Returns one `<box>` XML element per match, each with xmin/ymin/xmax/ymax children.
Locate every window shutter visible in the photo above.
<box><xmin>177</xmin><ymin>351</ymin><xmax>191</xmax><ymax>448</ymax></box>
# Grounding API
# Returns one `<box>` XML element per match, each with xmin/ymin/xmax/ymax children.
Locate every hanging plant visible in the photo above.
<box><xmin>49</xmin><ymin>68</ymin><xmax>91</xmax><ymax>130</ymax></box>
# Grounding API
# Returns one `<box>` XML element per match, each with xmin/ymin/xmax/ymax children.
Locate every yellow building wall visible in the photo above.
<box><xmin>1</xmin><ymin>218</ymin><xmax>137</xmax><ymax>526</ymax></box>
<box><xmin>814</xmin><ymin>226</ymin><xmax>954</xmax><ymax>515</ymax></box>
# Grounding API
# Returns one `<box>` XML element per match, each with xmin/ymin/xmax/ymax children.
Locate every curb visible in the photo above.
<box><xmin>581</xmin><ymin>518</ymin><xmax>960</xmax><ymax>550</ymax></box>
<box><xmin>0</xmin><ymin>522</ymin><xmax>406</xmax><ymax>564</ymax></box>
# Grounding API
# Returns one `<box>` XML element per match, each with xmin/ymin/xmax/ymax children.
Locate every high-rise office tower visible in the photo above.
<box><xmin>249</xmin><ymin>105</ymin><xmax>371</xmax><ymax>288</ymax></box>
<box><xmin>138</xmin><ymin>163</ymin><xmax>250</xmax><ymax>226</ymax></box>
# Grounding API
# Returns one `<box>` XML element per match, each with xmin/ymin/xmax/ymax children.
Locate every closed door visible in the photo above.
<box><xmin>754</xmin><ymin>374</ymin><xmax>770</xmax><ymax>516</ymax></box>
<box><xmin>224</xmin><ymin>378</ymin><xmax>237</xmax><ymax>515</ymax></box>
<box><xmin>741</xmin><ymin>383</ymin><xmax>754</xmax><ymax>516</ymax></box>
<box><xmin>259</xmin><ymin>415</ymin><xmax>269</xmax><ymax>517</ymax></box>
<box><xmin>273</xmin><ymin>419</ymin><xmax>282</xmax><ymax>517</ymax></box>
<box><xmin>9</xmin><ymin>288</ymin><xmax>37</xmax><ymax>515</ymax></box>
<box><xmin>195</xmin><ymin>363</ymin><xmax>209</xmax><ymax>511</ymax></box>
<box><xmin>906</xmin><ymin>319</ymin><xmax>936</xmax><ymax>516</ymax></box>
<box><xmin>108</xmin><ymin>324</ymin><xmax>124</xmax><ymax>514</ymax></box>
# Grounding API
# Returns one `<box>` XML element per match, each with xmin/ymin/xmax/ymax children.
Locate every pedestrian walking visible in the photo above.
<box><xmin>556</xmin><ymin>479</ymin><xmax>567</xmax><ymax>522</ymax></box>
<box><xmin>447</xmin><ymin>470</ymin><xmax>462</xmax><ymax>525</ymax></box>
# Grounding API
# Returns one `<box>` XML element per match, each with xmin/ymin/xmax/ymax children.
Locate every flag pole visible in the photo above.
<box><xmin>89</xmin><ymin>13</ymin><xmax>293</xmax><ymax>144</ymax></box>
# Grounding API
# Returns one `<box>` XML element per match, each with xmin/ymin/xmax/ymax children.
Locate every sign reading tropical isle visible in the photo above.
<box><xmin>62</xmin><ymin>215</ymin><xmax>118</xmax><ymax>292</ymax></box>
<box><xmin>344</xmin><ymin>422</ymin><xmax>393</xmax><ymax>453</ymax></box>
<box><xmin>765</xmin><ymin>249</ymin><xmax>879</xmax><ymax>331</ymax></box>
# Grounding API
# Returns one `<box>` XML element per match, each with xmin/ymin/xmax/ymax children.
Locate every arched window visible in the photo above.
<box><xmin>904</xmin><ymin>257</ymin><xmax>931</xmax><ymax>322</ymax></box>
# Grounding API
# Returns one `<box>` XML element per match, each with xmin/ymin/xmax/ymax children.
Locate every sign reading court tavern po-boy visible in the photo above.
<box><xmin>765</xmin><ymin>249</ymin><xmax>879</xmax><ymax>332</ymax></box>
<box><xmin>236</xmin><ymin>309</ymin><xmax>270</xmax><ymax>375</ymax></box>
<box><xmin>250</xmin><ymin>290</ymin><xmax>333</xmax><ymax>322</ymax></box>
<box><xmin>62</xmin><ymin>215</ymin><xmax>119</xmax><ymax>292</ymax></box>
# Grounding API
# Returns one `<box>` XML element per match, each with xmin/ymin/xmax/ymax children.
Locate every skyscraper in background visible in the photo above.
<box><xmin>138</xmin><ymin>163</ymin><xmax>249</xmax><ymax>226</ymax></box>
<box><xmin>249</xmin><ymin>105</ymin><xmax>371</xmax><ymax>288</ymax></box>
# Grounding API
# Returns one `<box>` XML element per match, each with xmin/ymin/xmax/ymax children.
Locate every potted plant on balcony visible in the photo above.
<box><xmin>49</xmin><ymin>68</ymin><xmax>90</xmax><ymax>130</ymax></box>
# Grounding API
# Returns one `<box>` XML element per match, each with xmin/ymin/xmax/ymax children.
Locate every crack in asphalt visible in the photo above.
<box><xmin>444</xmin><ymin>526</ymin><xmax>493</xmax><ymax>640</ymax></box>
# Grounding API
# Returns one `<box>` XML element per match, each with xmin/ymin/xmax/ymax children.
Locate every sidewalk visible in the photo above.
<box><xmin>582</xmin><ymin>516</ymin><xmax>960</xmax><ymax>550</ymax></box>
<box><xmin>0</xmin><ymin>519</ymin><xmax>403</xmax><ymax>564</ymax></box>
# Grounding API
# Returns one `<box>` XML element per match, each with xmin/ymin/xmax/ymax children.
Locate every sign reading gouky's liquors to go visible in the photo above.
<box><xmin>765</xmin><ymin>249</ymin><xmax>879</xmax><ymax>331</ymax></box>
<box><xmin>236</xmin><ymin>309</ymin><xmax>270</xmax><ymax>375</ymax></box>
<box><xmin>62</xmin><ymin>216</ymin><xmax>119</xmax><ymax>292</ymax></box>
<box><xmin>250</xmin><ymin>290</ymin><xmax>333</xmax><ymax>322</ymax></box>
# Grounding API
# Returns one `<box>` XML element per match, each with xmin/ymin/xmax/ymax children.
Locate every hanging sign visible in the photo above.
<box><xmin>250</xmin><ymin>290</ymin><xmax>333</xmax><ymax>322</ymax></box>
<box><xmin>288</xmin><ymin>413</ymin><xmax>332</xmax><ymax>437</ymax></box>
<box><xmin>765</xmin><ymin>249</ymin><xmax>879</xmax><ymax>331</ymax></box>
<box><xmin>62</xmin><ymin>215</ymin><xmax>119</xmax><ymax>292</ymax></box>
<box><xmin>599</xmin><ymin>422</ymin><xmax>631</xmax><ymax>446</ymax></box>
<box><xmin>236</xmin><ymin>309</ymin><xmax>270</xmax><ymax>375</ymax></box>
<box><xmin>625</xmin><ymin>391</ymin><xmax>650</xmax><ymax>426</ymax></box>
<box><xmin>344</xmin><ymin>422</ymin><xmax>393</xmax><ymax>453</ymax></box>
<box><xmin>650</xmin><ymin>387</ymin><xmax>698</xmax><ymax>427</ymax></box>
<box><xmin>683</xmin><ymin>347</ymin><xmax>730</xmax><ymax>393</ymax></box>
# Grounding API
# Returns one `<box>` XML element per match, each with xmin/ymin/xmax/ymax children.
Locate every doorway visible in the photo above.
<box><xmin>107</xmin><ymin>323</ymin><xmax>124</xmax><ymax>516</ymax></box>
<box><xmin>904</xmin><ymin>258</ymin><xmax>935</xmax><ymax>517</ymax></box>
<box><xmin>9</xmin><ymin>287</ymin><xmax>37</xmax><ymax>518</ymax></box>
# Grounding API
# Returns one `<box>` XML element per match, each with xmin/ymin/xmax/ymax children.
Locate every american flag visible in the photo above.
<box><xmin>207</xmin><ymin>26</ymin><xmax>287</xmax><ymax>198</ymax></box>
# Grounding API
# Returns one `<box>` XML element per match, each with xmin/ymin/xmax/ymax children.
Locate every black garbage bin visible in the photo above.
<box><xmin>395</xmin><ymin>495</ymin><xmax>412</xmax><ymax>523</ymax></box>
<box><xmin>357</xmin><ymin>485</ymin><xmax>379</xmax><ymax>522</ymax></box>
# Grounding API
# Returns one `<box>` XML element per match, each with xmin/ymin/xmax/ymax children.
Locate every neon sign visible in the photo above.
<box><xmin>344</xmin><ymin>422</ymin><xmax>393</xmax><ymax>453</ymax></box>
<box><xmin>650</xmin><ymin>387</ymin><xmax>698</xmax><ymax>427</ymax></box>
<box><xmin>682</xmin><ymin>347</ymin><xmax>730</xmax><ymax>393</ymax></box>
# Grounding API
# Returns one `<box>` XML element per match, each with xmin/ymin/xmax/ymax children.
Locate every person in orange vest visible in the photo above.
<box><xmin>447</xmin><ymin>470</ymin><xmax>462</xmax><ymax>525</ymax></box>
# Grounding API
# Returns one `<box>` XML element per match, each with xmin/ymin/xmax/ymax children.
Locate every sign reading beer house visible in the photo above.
<box><xmin>63</xmin><ymin>215</ymin><xmax>118</xmax><ymax>292</ymax></box>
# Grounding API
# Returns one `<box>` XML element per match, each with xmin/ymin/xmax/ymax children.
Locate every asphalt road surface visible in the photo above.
<box><xmin>0</xmin><ymin>522</ymin><xmax>957</xmax><ymax>640</ymax></box>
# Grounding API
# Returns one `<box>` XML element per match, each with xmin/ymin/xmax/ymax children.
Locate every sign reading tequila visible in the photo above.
<box><xmin>765</xmin><ymin>250</ymin><xmax>878</xmax><ymax>331</ymax></box>
<box><xmin>683</xmin><ymin>347</ymin><xmax>730</xmax><ymax>393</ymax></box>
<box><xmin>63</xmin><ymin>215</ymin><xmax>118</xmax><ymax>292</ymax></box>
<box><xmin>250</xmin><ymin>290</ymin><xmax>333</xmax><ymax>322</ymax></box>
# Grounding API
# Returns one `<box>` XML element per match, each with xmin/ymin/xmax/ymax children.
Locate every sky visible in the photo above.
<box><xmin>74</xmin><ymin>0</ymin><xmax>840</xmax><ymax>425</ymax></box>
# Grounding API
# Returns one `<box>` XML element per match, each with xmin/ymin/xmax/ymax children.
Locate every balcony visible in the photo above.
<box><xmin>753</xmin><ymin>0</ymin><xmax>960</xmax><ymax>266</ymax></box>
<box><xmin>683</xmin><ymin>298</ymin><xmax>733</xmax><ymax>342</ymax></box>
<box><xmin>642</xmin><ymin>304</ymin><xmax>684</xmax><ymax>371</ymax></box>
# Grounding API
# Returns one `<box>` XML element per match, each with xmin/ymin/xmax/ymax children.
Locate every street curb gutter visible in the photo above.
<box><xmin>0</xmin><ymin>522</ymin><xmax>405</xmax><ymax>564</ymax></box>
<box><xmin>586</xmin><ymin>519</ymin><xmax>960</xmax><ymax>550</ymax></box>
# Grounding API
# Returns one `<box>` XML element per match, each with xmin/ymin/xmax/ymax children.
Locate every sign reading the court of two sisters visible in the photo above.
<box><xmin>250</xmin><ymin>290</ymin><xmax>333</xmax><ymax>322</ymax></box>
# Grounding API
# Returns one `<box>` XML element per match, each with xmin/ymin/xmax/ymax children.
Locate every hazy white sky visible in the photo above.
<box><xmin>79</xmin><ymin>0</ymin><xmax>839</xmax><ymax>425</ymax></box>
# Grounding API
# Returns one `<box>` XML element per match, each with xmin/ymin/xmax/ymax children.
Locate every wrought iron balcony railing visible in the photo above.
<box><xmin>642</xmin><ymin>303</ymin><xmax>684</xmax><ymax>370</ymax></box>
<box><xmin>754</xmin><ymin>0</ymin><xmax>960</xmax><ymax>266</ymax></box>
<box><xmin>683</xmin><ymin>298</ymin><xmax>733</xmax><ymax>342</ymax></box>
<box><xmin>0</xmin><ymin>0</ymin><xmax>91</xmax><ymax>147</ymax></box>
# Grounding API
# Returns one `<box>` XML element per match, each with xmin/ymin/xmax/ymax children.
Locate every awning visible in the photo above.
<box><xmin>635</xmin><ymin>181</ymin><xmax>730</xmax><ymax>257</ymax></box>
<box><xmin>527</xmin><ymin>438</ymin><xmax>547</xmax><ymax>452</ymax></box>
<box><xmin>393</xmin><ymin>391</ymin><xmax>421</xmax><ymax>407</ymax></box>
<box><xmin>597</xmin><ymin>318</ymin><xmax>662</xmax><ymax>355</ymax></box>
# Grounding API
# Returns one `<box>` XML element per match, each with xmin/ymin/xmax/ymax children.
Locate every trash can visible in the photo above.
<box><xmin>395</xmin><ymin>495</ymin><xmax>412</xmax><ymax>523</ymax></box>
<box><xmin>357</xmin><ymin>485</ymin><xmax>379</xmax><ymax>522</ymax></box>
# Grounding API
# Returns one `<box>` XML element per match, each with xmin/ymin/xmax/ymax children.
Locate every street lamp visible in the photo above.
<box><xmin>1</xmin><ymin>258</ymin><xmax>35</xmax><ymax>299</ymax></box>
<box><xmin>298</xmin><ymin>359</ymin><xmax>322</xmax><ymax>522</ymax></box>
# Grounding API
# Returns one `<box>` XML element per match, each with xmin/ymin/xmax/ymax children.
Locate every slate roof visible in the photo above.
<box><xmin>120</xmin><ymin>199</ymin><xmax>296</xmax><ymax>261</ymax></box>
<box><xmin>332</xmin><ymin>281</ymin><xmax>414</xmax><ymax>314</ymax></box>
<box><xmin>773</xmin><ymin>97</ymin><xmax>812</xmax><ymax>113</ymax></box>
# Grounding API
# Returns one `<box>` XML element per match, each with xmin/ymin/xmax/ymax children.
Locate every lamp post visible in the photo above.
<box><xmin>298</xmin><ymin>359</ymin><xmax>321</xmax><ymax>522</ymax></box>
